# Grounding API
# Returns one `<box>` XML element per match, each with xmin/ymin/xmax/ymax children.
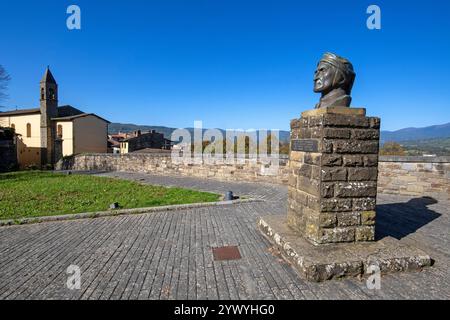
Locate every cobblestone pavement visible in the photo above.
<box><xmin>0</xmin><ymin>172</ymin><xmax>449</xmax><ymax>300</ymax></box>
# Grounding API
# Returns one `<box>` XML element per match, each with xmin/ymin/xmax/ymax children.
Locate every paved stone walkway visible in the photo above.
<box><xmin>0</xmin><ymin>172</ymin><xmax>449</xmax><ymax>300</ymax></box>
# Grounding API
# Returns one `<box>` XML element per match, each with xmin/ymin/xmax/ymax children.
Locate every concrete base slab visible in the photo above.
<box><xmin>258</xmin><ymin>215</ymin><xmax>433</xmax><ymax>282</ymax></box>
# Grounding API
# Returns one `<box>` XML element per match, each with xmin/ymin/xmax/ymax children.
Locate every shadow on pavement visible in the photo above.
<box><xmin>376</xmin><ymin>196</ymin><xmax>441</xmax><ymax>240</ymax></box>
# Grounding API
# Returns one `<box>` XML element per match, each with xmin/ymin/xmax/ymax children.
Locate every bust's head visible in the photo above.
<box><xmin>313</xmin><ymin>53</ymin><xmax>356</xmax><ymax>107</ymax></box>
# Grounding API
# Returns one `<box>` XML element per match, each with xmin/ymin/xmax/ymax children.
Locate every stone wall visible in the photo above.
<box><xmin>378</xmin><ymin>156</ymin><xmax>450</xmax><ymax>201</ymax></box>
<box><xmin>56</xmin><ymin>153</ymin><xmax>291</xmax><ymax>185</ymax></box>
<box><xmin>57</xmin><ymin>153</ymin><xmax>450</xmax><ymax>201</ymax></box>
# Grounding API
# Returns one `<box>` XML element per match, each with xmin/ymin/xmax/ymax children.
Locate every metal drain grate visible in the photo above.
<box><xmin>212</xmin><ymin>246</ymin><xmax>242</xmax><ymax>261</ymax></box>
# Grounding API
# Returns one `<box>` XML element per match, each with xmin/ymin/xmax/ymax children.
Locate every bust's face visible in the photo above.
<box><xmin>314</xmin><ymin>61</ymin><xmax>335</xmax><ymax>94</ymax></box>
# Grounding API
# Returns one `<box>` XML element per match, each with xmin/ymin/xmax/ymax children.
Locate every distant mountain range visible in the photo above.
<box><xmin>400</xmin><ymin>137</ymin><xmax>450</xmax><ymax>156</ymax></box>
<box><xmin>380</xmin><ymin>122</ymin><xmax>450</xmax><ymax>143</ymax></box>
<box><xmin>109</xmin><ymin>122</ymin><xmax>450</xmax><ymax>145</ymax></box>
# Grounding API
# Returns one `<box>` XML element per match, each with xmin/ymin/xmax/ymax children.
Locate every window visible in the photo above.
<box><xmin>26</xmin><ymin>123</ymin><xmax>31</xmax><ymax>138</ymax></box>
<box><xmin>41</xmin><ymin>88</ymin><xmax>45</xmax><ymax>100</ymax></box>
<box><xmin>57</xmin><ymin>125</ymin><xmax>63</xmax><ymax>138</ymax></box>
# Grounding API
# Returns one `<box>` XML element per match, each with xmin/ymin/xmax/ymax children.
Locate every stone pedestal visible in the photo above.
<box><xmin>288</xmin><ymin>107</ymin><xmax>379</xmax><ymax>245</ymax></box>
<box><xmin>258</xmin><ymin>107</ymin><xmax>432</xmax><ymax>282</ymax></box>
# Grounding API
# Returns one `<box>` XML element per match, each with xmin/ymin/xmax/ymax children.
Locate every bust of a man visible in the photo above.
<box><xmin>313</xmin><ymin>52</ymin><xmax>356</xmax><ymax>109</ymax></box>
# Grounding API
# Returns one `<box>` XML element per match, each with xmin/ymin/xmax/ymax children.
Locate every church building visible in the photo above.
<box><xmin>0</xmin><ymin>68</ymin><xmax>110</xmax><ymax>168</ymax></box>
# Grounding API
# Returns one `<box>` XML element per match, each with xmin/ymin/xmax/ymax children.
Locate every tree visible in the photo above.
<box><xmin>279</xmin><ymin>142</ymin><xmax>290</xmax><ymax>155</ymax></box>
<box><xmin>380</xmin><ymin>142</ymin><xmax>406</xmax><ymax>156</ymax></box>
<box><xmin>264</xmin><ymin>134</ymin><xmax>290</xmax><ymax>155</ymax></box>
<box><xmin>0</xmin><ymin>64</ymin><xmax>11</xmax><ymax>104</ymax></box>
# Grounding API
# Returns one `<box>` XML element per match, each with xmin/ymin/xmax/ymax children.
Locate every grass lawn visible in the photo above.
<box><xmin>0</xmin><ymin>171</ymin><xmax>221</xmax><ymax>220</ymax></box>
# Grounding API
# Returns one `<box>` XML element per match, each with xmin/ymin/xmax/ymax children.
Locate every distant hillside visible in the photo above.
<box><xmin>381</xmin><ymin>122</ymin><xmax>450</xmax><ymax>143</ymax></box>
<box><xmin>400</xmin><ymin>137</ymin><xmax>450</xmax><ymax>156</ymax></box>
<box><xmin>109</xmin><ymin>123</ymin><xmax>291</xmax><ymax>144</ymax></box>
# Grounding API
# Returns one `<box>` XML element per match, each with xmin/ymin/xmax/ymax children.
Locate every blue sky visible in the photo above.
<box><xmin>0</xmin><ymin>0</ymin><xmax>449</xmax><ymax>131</ymax></box>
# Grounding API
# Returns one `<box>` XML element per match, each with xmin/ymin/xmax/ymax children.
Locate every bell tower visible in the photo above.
<box><xmin>40</xmin><ymin>67</ymin><xmax>58</xmax><ymax>166</ymax></box>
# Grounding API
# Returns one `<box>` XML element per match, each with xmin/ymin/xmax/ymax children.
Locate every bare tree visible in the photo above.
<box><xmin>0</xmin><ymin>65</ymin><xmax>11</xmax><ymax>105</ymax></box>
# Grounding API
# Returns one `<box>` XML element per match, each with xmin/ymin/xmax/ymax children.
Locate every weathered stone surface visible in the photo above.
<box><xmin>291</xmin><ymin>118</ymin><xmax>308</xmax><ymax>129</ymax></box>
<box><xmin>297</xmin><ymin>176</ymin><xmax>320</xmax><ymax>197</ymax></box>
<box><xmin>347</xmin><ymin>167</ymin><xmax>378</xmax><ymax>181</ymax></box>
<box><xmin>335</xmin><ymin>182</ymin><xmax>378</xmax><ymax>198</ymax></box>
<box><xmin>337</xmin><ymin>212</ymin><xmax>361</xmax><ymax>227</ymax></box>
<box><xmin>321</xmin><ymin>154</ymin><xmax>343</xmax><ymax>167</ymax></box>
<box><xmin>351</xmin><ymin>129</ymin><xmax>380</xmax><ymax>140</ymax></box>
<box><xmin>293</xmin><ymin>189</ymin><xmax>309</xmax><ymax>206</ymax></box>
<box><xmin>343</xmin><ymin>155</ymin><xmax>364</xmax><ymax>167</ymax></box>
<box><xmin>320</xmin><ymin>140</ymin><xmax>333</xmax><ymax>153</ymax></box>
<box><xmin>353</xmin><ymin>198</ymin><xmax>377</xmax><ymax>211</ymax></box>
<box><xmin>301</xmin><ymin>106</ymin><xmax>366</xmax><ymax>118</ymax></box>
<box><xmin>304</xmin><ymin>153</ymin><xmax>321</xmax><ymax>166</ymax></box>
<box><xmin>311</xmin><ymin>166</ymin><xmax>321</xmax><ymax>180</ymax></box>
<box><xmin>295</xmin><ymin>164</ymin><xmax>312</xmax><ymax>178</ymax></box>
<box><xmin>304</xmin><ymin>217</ymin><xmax>320</xmax><ymax>241</ymax></box>
<box><xmin>321</xmin><ymin>168</ymin><xmax>347</xmax><ymax>181</ymax></box>
<box><xmin>363</xmin><ymin>155</ymin><xmax>379</xmax><ymax>167</ymax></box>
<box><xmin>355</xmin><ymin>226</ymin><xmax>375</xmax><ymax>242</ymax></box>
<box><xmin>320</xmin><ymin>199</ymin><xmax>352</xmax><ymax>212</ymax></box>
<box><xmin>320</xmin><ymin>227</ymin><xmax>356</xmax><ymax>243</ymax></box>
<box><xmin>321</xmin><ymin>183</ymin><xmax>334</xmax><ymax>198</ymax></box>
<box><xmin>333</xmin><ymin>140</ymin><xmax>379</xmax><ymax>154</ymax></box>
<box><xmin>288</xmin><ymin>175</ymin><xmax>297</xmax><ymax>188</ymax></box>
<box><xmin>319</xmin><ymin>213</ymin><xmax>337</xmax><ymax>228</ymax></box>
<box><xmin>308</xmin><ymin>116</ymin><xmax>324</xmax><ymax>127</ymax></box>
<box><xmin>361</xmin><ymin>210</ymin><xmax>376</xmax><ymax>226</ymax></box>
<box><xmin>298</xmin><ymin>128</ymin><xmax>312</xmax><ymax>139</ymax></box>
<box><xmin>258</xmin><ymin>216</ymin><xmax>432</xmax><ymax>282</ymax></box>
<box><xmin>324</xmin><ymin>128</ymin><xmax>351</xmax><ymax>139</ymax></box>
<box><xmin>306</xmin><ymin>194</ymin><xmax>320</xmax><ymax>211</ymax></box>
<box><xmin>322</xmin><ymin>114</ymin><xmax>370</xmax><ymax>128</ymax></box>
<box><xmin>310</xmin><ymin>127</ymin><xmax>322</xmax><ymax>139</ymax></box>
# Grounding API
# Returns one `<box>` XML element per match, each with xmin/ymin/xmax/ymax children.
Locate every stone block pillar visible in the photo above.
<box><xmin>287</xmin><ymin>107</ymin><xmax>380</xmax><ymax>245</ymax></box>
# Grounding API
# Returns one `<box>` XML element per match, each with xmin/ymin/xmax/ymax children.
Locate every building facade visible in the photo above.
<box><xmin>0</xmin><ymin>68</ymin><xmax>110</xmax><ymax>168</ymax></box>
<box><xmin>108</xmin><ymin>130</ymin><xmax>172</xmax><ymax>154</ymax></box>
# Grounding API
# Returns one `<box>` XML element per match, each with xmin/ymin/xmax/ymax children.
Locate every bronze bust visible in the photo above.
<box><xmin>314</xmin><ymin>52</ymin><xmax>356</xmax><ymax>109</ymax></box>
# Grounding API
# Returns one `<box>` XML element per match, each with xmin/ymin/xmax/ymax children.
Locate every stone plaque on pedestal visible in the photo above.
<box><xmin>288</xmin><ymin>106</ymin><xmax>379</xmax><ymax>245</ymax></box>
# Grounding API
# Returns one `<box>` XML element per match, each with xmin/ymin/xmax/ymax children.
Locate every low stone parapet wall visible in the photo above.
<box><xmin>56</xmin><ymin>153</ymin><xmax>291</xmax><ymax>185</ymax></box>
<box><xmin>56</xmin><ymin>153</ymin><xmax>450</xmax><ymax>201</ymax></box>
<box><xmin>378</xmin><ymin>156</ymin><xmax>450</xmax><ymax>201</ymax></box>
